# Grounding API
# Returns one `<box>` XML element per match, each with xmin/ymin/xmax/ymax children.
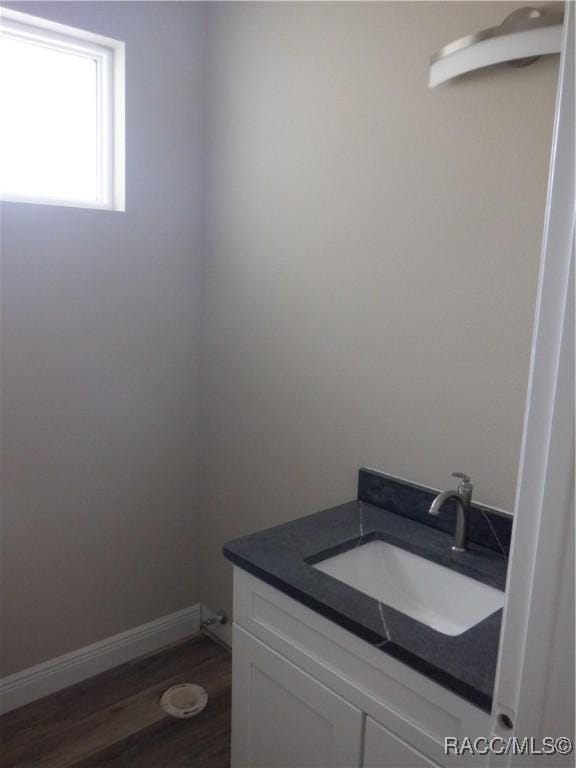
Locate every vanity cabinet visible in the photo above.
<box><xmin>231</xmin><ymin>567</ymin><xmax>491</xmax><ymax>768</ymax></box>
<box><xmin>233</xmin><ymin>627</ymin><xmax>363</xmax><ymax>767</ymax></box>
<box><xmin>363</xmin><ymin>717</ymin><xmax>442</xmax><ymax>768</ymax></box>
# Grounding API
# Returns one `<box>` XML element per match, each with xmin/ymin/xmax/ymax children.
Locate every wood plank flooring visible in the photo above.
<box><xmin>0</xmin><ymin>636</ymin><xmax>231</xmax><ymax>768</ymax></box>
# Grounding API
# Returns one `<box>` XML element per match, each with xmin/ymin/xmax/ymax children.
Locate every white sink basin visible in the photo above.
<box><xmin>313</xmin><ymin>540</ymin><xmax>504</xmax><ymax>636</ymax></box>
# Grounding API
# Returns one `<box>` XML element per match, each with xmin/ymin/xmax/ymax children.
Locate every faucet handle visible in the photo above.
<box><xmin>452</xmin><ymin>473</ymin><xmax>473</xmax><ymax>500</ymax></box>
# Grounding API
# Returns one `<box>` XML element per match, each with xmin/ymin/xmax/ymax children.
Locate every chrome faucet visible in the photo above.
<box><xmin>429</xmin><ymin>472</ymin><xmax>473</xmax><ymax>552</ymax></box>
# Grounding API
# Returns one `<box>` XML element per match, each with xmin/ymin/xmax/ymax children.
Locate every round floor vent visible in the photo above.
<box><xmin>160</xmin><ymin>683</ymin><xmax>208</xmax><ymax>719</ymax></box>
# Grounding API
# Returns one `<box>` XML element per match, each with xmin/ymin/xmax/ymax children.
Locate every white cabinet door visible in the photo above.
<box><xmin>364</xmin><ymin>716</ymin><xmax>443</xmax><ymax>768</ymax></box>
<box><xmin>232</xmin><ymin>625</ymin><xmax>364</xmax><ymax>768</ymax></box>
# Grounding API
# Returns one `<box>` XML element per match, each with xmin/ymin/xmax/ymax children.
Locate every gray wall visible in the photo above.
<box><xmin>1</xmin><ymin>2</ymin><xmax>205</xmax><ymax>675</ymax></box>
<box><xmin>199</xmin><ymin>2</ymin><xmax>558</xmax><ymax>617</ymax></box>
<box><xmin>0</xmin><ymin>1</ymin><xmax>560</xmax><ymax>676</ymax></box>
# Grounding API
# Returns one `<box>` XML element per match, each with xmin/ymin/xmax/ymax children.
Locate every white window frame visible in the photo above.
<box><xmin>0</xmin><ymin>8</ymin><xmax>125</xmax><ymax>211</ymax></box>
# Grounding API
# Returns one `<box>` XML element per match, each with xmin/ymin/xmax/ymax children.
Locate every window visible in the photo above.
<box><xmin>0</xmin><ymin>9</ymin><xmax>125</xmax><ymax>210</ymax></box>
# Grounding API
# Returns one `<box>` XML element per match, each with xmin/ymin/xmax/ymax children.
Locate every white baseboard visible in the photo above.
<box><xmin>0</xmin><ymin>604</ymin><xmax>201</xmax><ymax>715</ymax></box>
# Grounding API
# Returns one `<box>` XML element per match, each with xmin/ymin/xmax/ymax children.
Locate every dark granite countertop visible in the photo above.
<box><xmin>224</xmin><ymin>469</ymin><xmax>511</xmax><ymax>713</ymax></box>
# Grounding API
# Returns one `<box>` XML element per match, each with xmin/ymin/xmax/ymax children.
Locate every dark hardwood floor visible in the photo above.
<box><xmin>0</xmin><ymin>636</ymin><xmax>231</xmax><ymax>768</ymax></box>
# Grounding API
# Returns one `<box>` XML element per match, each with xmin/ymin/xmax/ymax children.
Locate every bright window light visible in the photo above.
<box><xmin>0</xmin><ymin>9</ymin><xmax>125</xmax><ymax>210</ymax></box>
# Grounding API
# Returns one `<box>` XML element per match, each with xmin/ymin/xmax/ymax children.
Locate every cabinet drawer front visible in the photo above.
<box><xmin>232</xmin><ymin>625</ymin><xmax>363</xmax><ymax>768</ymax></box>
<box><xmin>364</xmin><ymin>716</ymin><xmax>443</xmax><ymax>768</ymax></box>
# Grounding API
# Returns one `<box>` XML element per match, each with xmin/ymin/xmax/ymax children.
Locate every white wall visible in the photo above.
<box><xmin>0</xmin><ymin>1</ymin><xmax>205</xmax><ymax>676</ymax></box>
<box><xmin>199</xmin><ymin>1</ymin><xmax>558</xmax><ymax>617</ymax></box>
<box><xmin>539</xmin><ymin>501</ymin><xmax>575</xmax><ymax>762</ymax></box>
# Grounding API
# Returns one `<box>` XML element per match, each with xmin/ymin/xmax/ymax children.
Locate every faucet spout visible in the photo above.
<box><xmin>429</xmin><ymin>490</ymin><xmax>460</xmax><ymax>517</ymax></box>
<box><xmin>428</xmin><ymin>473</ymin><xmax>473</xmax><ymax>552</ymax></box>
